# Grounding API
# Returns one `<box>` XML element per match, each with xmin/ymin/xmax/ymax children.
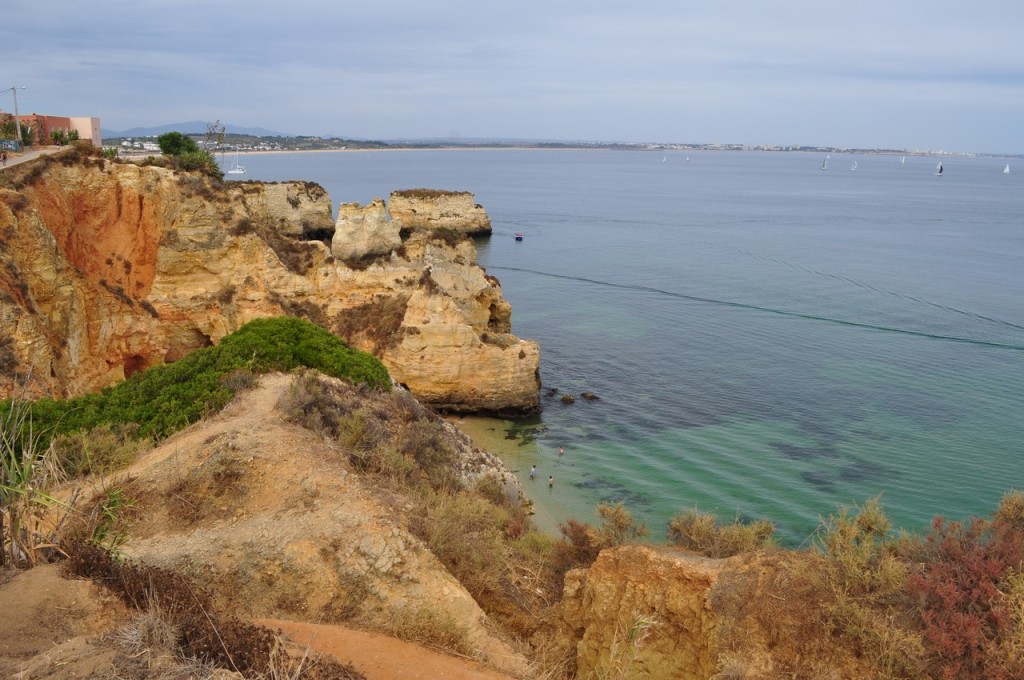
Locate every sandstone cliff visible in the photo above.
<box><xmin>0</xmin><ymin>149</ymin><xmax>538</xmax><ymax>412</ymax></box>
<box><xmin>388</xmin><ymin>189</ymin><xmax>492</xmax><ymax>236</ymax></box>
<box><xmin>551</xmin><ymin>545</ymin><xmax>873</xmax><ymax>679</ymax></box>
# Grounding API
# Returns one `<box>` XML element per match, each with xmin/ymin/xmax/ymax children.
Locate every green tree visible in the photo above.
<box><xmin>157</xmin><ymin>131</ymin><xmax>199</xmax><ymax>156</ymax></box>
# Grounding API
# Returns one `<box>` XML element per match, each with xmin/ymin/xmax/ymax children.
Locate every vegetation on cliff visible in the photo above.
<box><xmin>3</xmin><ymin>315</ymin><xmax>1024</xmax><ymax>678</ymax></box>
<box><xmin>1</xmin><ymin>317</ymin><xmax>389</xmax><ymax>453</ymax></box>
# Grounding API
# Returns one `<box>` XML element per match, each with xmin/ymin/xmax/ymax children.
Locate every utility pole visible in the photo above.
<box><xmin>3</xmin><ymin>86</ymin><xmax>26</xmax><ymax>147</ymax></box>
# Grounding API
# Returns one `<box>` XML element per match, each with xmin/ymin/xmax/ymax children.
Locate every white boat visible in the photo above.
<box><xmin>901</xmin><ymin>156</ymin><xmax>906</xmax><ymax>165</ymax></box>
<box><xmin>661</xmin><ymin>155</ymin><xmax>667</xmax><ymax>162</ymax></box>
<box><xmin>821</xmin><ymin>158</ymin><xmax>828</xmax><ymax>171</ymax></box>
<box><xmin>934</xmin><ymin>162</ymin><xmax>943</xmax><ymax>176</ymax></box>
<box><xmin>226</xmin><ymin>149</ymin><xmax>246</xmax><ymax>175</ymax></box>
<box><xmin>1004</xmin><ymin>163</ymin><xmax>1010</xmax><ymax>174</ymax></box>
<box><xmin>850</xmin><ymin>160</ymin><xmax>858</xmax><ymax>171</ymax></box>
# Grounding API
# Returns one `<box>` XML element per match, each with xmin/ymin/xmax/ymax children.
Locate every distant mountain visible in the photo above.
<box><xmin>102</xmin><ymin>122</ymin><xmax>291</xmax><ymax>138</ymax></box>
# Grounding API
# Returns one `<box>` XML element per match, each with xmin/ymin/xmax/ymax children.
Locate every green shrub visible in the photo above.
<box><xmin>156</xmin><ymin>131</ymin><xmax>198</xmax><ymax>156</ymax></box>
<box><xmin>178</xmin><ymin>149</ymin><xmax>223</xmax><ymax>180</ymax></box>
<box><xmin>0</xmin><ymin>317</ymin><xmax>389</xmax><ymax>454</ymax></box>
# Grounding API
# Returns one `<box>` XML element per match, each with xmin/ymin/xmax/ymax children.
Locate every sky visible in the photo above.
<box><xmin>4</xmin><ymin>1</ymin><xmax>1024</xmax><ymax>154</ymax></box>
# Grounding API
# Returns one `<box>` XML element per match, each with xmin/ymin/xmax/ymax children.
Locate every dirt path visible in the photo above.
<box><xmin>261</xmin><ymin>619</ymin><xmax>520</xmax><ymax>680</ymax></box>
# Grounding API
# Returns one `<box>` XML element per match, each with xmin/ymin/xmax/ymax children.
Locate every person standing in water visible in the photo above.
<box><xmin>559</xmin><ymin>447</ymin><xmax>564</xmax><ymax>456</ymax></box>
<box><xmin>529</xmin><ymin>465</ymin><xmax>537</xmax><ymax>479</ymax></box>
<box><xmin>548</xmin><ymin>475</ymin><xmax>555</xmax><ymax>488</ymax></box>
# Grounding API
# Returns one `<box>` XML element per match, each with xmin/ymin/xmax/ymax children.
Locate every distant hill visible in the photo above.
<box><xmin>102</xmin><ymin>122</ymin><xmax>290</xmax><ymax>138</ymax></box>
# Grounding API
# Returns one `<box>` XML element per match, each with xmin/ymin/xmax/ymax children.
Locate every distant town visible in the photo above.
<box><xmin>3</xmin><ymin>108</ymin><xmax>1015</xmax><ymax>158</ymax></box>
<box><xmin>102</xmin><ymin>132</ymin><xmax>1011</xmax><ymax>159</ymax></box>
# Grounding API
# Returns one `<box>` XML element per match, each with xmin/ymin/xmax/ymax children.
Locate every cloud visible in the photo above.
<box><xmin>6</xmin><ymin>0</ymin><xmax>1024</xmax><ymax>152</ymax></box>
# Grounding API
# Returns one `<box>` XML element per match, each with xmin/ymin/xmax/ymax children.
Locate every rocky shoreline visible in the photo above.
<box><xmin>0</xmin><ymin>146</ymin><xmax>538</xmax><ymax>413</ymax></box>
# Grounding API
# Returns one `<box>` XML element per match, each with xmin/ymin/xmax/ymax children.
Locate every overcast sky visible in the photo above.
<box><xmin>5</xmin><ymin>1</ymin><xmax>1023</xmax><ymax>153</ymax></box>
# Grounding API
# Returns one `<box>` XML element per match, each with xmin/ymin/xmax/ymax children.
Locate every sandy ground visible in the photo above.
<box><xmin>0</xmin><ymin>565</ymin><xmax>519</xmax><ymax>679</ymax></box>
<box><xmin>262</xmin><ymin>619</ymin><xmax>519</xmax><ymax>680</ymax></box>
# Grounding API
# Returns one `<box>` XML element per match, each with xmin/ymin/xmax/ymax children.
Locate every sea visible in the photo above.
<box><xmin>237</xmin><ymin>148</ymin><xmax>1024</xmax><ymax>545</ymax></box>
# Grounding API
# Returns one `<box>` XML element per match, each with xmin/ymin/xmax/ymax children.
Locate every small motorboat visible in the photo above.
<box><xmin>514</xmin><ymin>232</ymin><xmax>524</xmax><ymax>241</ymax></box>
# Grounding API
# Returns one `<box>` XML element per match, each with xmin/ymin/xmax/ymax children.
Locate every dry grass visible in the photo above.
<box><xmin>668</xmin><ymin>509</ymin><xmax>775</xmax><ymax>558</ymax></box>
<box><xmin>374</xmin><ymin>605</ymin><xmax>474</xmax><ymax>658</ymax></box>
<box><xmin>280</xmin><ymin>371</ymin><xmax>561</xmax><ymax>644</ymax></box>
<box><xmin>51</xmin><ymin>423</ymin><xmax>152</xmax><ymax>477</ymax></box>
<box><xmin>66</xmin><ymin>541</ymin><xmax>365</xmax><ymax>678</ymax></box>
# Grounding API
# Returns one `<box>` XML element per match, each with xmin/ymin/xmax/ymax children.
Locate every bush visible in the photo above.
<box><xmin>178</xmin><ymin>149</ymin><xmax>223</xmax><ymax>180</ymax></box>
<box><xmin>668</xmin><ymin>509</ymin><xmax>775</xmax><ymax>558</ymax></box>
<box><xmin>809</xmin><ymin>497</ymin><xmax>924</xmax><ymax>678</ymax></box>
<box><xmin>156</xmin><ymin>131</ymin><xmax>199</xmax><ymax>156</ymax></box>
<box><xmin>552</xmin><ymin>502</ymin><xmax>649</xmax><ymax>577</ymax></box>
<box><xmin>906</xmin><ymin>499</ymin><xmax>1024</xmax><ymax>679</ymax></box>
<box><xmin>0</xmin><ymin>317</ymin><xmax>389</xmax><ymax>453</ymax></box>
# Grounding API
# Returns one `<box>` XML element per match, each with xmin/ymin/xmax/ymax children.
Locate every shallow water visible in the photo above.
<box><xmin>241</xmin><ymin>149</ymin><xmax>1024</xmax><ymax>543</ymax></box>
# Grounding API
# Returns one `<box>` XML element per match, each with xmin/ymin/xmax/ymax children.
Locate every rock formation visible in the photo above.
<box><xmin>551</xmin><ymin>545</ymin><xmax>872</xmax><ymax>679</ymax></box>
<box><xmin>554</xmin><ymin>545</ymin><xmax>721</xmax><ymax>679</ymax></box>
<box><xmin>332</xmin><ymin>198</ymin><xmax>400</xmax><ymax>260</ymax></box>
<box><xmin>0</xmin><ymin>149</ymin><xmax>538</xmax><ymax>412</ymax></box>
<box><xmin>388</xmin><ymin>189</ymin><xmax>492</xmax><ymax>236</ymax></box>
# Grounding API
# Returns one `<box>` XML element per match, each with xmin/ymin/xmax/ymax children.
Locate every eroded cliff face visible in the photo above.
<box><xmin>0</xmin><ymin>150</ymin><xmax>538</xmax><ymax>412</ymax></box>
<box><xmin>388</xmin><ymin>189</ymin><xmax>492</xmax><ymax>236</ymax></box>
<box><xmin>554</xmin><ymin>545</ymin><xmax>722</xmax><ymax>679</ymax></box>
<box><xmin>552</xmin><ymin>545</ymin><xmax>874</xmax><ymax>680</ymax></box>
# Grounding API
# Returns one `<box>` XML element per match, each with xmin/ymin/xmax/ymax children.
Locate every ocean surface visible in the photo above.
<box><xmin>238</xmin><ymin>149</ymin><xmax>1024</xmax><ymax>544</ymax></box>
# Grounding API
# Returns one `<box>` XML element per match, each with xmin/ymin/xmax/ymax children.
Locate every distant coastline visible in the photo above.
<box><xmin>104</xmin><ymin>133</ymin><xmax>1023</xmax><ymax>160</ymax></box>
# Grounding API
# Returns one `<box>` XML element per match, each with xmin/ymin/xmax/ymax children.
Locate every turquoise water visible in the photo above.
<box><xmin>241</xmin><ymin>149</ymin><xmax>1024</xmax><ymax>543</ymax></box>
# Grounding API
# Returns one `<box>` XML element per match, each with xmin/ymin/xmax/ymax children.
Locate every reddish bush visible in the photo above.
<box><xmin>907</xmin><ymin>514</ymin><xmax>1024</xmax><ymax>679</ymax></box>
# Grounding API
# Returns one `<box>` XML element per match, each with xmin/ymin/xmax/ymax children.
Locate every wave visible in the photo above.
<box><xmin>491</xmin><ymin>265</ymin><xmax>1024</xmax><ymax>351</ymax></box>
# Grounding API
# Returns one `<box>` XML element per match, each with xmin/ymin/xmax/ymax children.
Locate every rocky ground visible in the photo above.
<box><xmin>1</xmin><ymin>374</ymin><xmax>524</xmax><ymax>679</ymax></box>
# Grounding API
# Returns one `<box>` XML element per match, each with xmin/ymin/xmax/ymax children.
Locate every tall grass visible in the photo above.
<box><xmin>1</xmin><ymin>392</ymin><xmax>65</xmax><ymax>567</ymax></box>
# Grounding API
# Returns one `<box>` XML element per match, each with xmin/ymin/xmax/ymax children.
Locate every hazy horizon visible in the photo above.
<box><xmin>6</xmin><ymin>1</ymin><xmax>1024</xmax><ymax>155</ymax></box>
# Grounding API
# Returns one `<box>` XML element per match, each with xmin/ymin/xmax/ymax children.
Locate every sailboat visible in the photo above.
<box><xmin>1004</xmin><ymin>163</ymin><xmax>1010</xmax><ymax>174</ymax></box>
<box><xmin>900</xmin><ymin>156</ymin><xmax>906</xmax><ymax>165</ymax></box>
<box><xmin>850</xmin><ymin>160</ymin><xmax>858</xmax><ymax>171</ymax></box>
<box><xmin>821</xmin><ymin>157</ymin><xmax>829</xmax><ymax>171</ymax></box>
<box><xmin>226</xmin><ymin>149</ymin><xmax>246</xmax><ymax>175</ymax></box>
<box><xmin>934</xmin><ymin>162</ymin><xmax>943</xmax><ymax>176</ymax></box>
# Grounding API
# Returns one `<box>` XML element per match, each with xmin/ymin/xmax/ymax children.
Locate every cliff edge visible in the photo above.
<box><xmin>0</xmin><ymin>148</ymin><xmax>538</xmax><ymax>413</ymax></box>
